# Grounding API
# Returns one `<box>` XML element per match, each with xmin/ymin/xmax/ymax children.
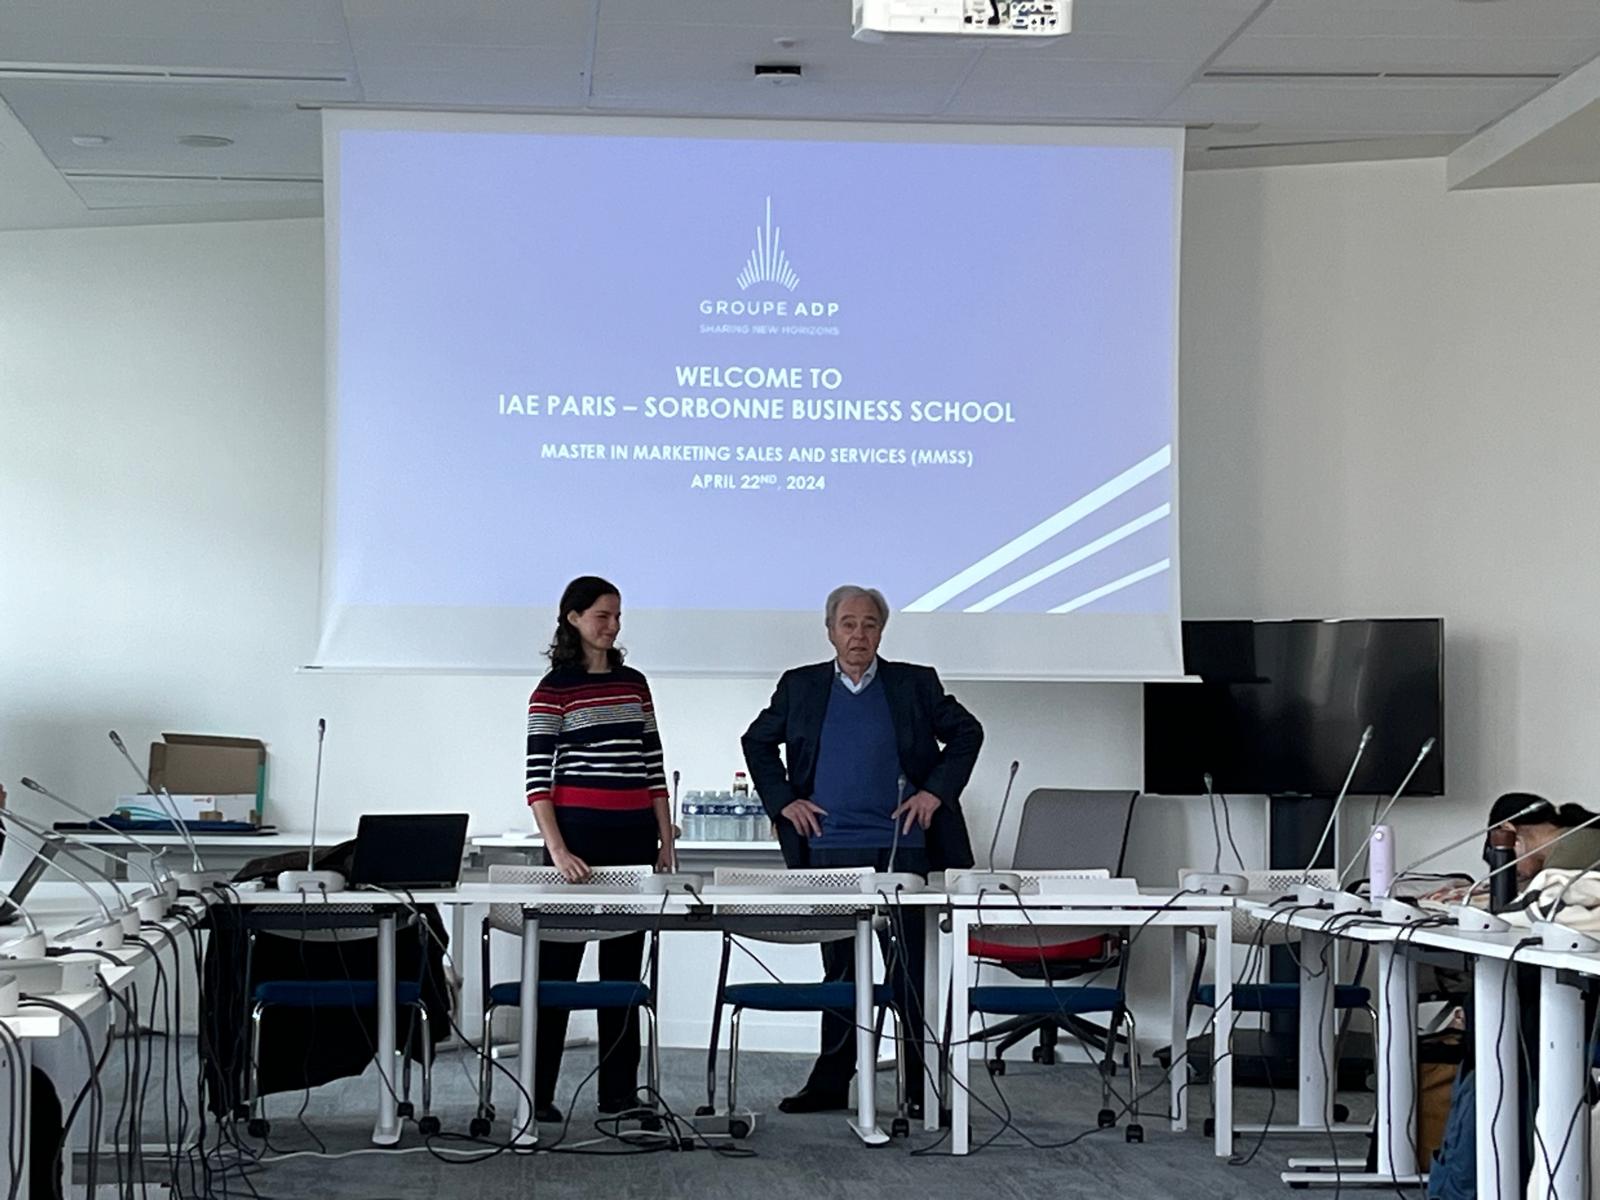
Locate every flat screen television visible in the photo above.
<box><xmin>1144</xmin><ymin>618</ymin><xmax>1444</xmax><ymax>797</ymax></box>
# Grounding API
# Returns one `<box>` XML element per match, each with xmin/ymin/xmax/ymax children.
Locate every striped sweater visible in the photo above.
<box><xmin>525</xmin><ymin>665</ymin><xmax>668</xmax><ymax>812</ymax></box>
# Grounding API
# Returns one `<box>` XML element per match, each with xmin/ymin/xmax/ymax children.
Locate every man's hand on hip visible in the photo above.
<box><xmin>781</xmin><ymin>798</ymin><xmax>827</xmax><ymax>839</ymax></box>
<box><xmin>892</xmin><ymin>790</ymin><xmax>941</xmax><ymax>835</ymax></box>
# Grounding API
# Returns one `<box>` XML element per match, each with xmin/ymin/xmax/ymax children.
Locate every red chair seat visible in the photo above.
<box><xmin>969</xmin><ymin>933</ymin><xmax>1108</xmax><ymax>966</ymax></box>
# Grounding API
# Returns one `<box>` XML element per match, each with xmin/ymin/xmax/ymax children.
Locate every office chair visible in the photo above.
<box><xmin>696</xmin><ymin>866</ymin><xmax>910</xmax><ymax>1139</ymax></box>
<box><xmin>968</xmin><ymin>788</ymin><xmax>1139</xmax><ymax>1071</ymax></box>
<box><xmin>1181</xmin><ymin>867</ymin><xmax>1374</xmax><ymax>1137</ymax></box>
<box><xmin>954</xmin><ymin>868</ymin><xmax>1145</xmax><ymax>1141</ymax></box>
<box><xmin>243</xmin><ymin>919</ymin><xmax>437</xmax><ymax>1138</ymax></box>
<box><xmin>471</xmin><ymin>864</ymin><xmax>662</xmax><ymax>1136</ymax></box>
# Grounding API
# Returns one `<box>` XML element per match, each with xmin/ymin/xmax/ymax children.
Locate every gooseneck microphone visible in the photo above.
<box><xmin>1338</xmin><ymin>736</ymin><xmax>1438</xmax><ymax>887</ymax></box>
<box><xmin>21</xmin><ymin>777</ymin><xmax>176</xmax><ymax>891</ymax></box>
<box><xmin>987</xmin><ymin>759</ymin><xmax>1021</xmax><ymax>873</ymax></box>
<box><xmin>277</xmin><ymin>718</ymin><xmax>345</xmax><ymax>894</ymax></box>
<box><xmin>0</xmin><ymin>807</ymin><xmax>168</xmax><ymax>927</ymax></box>
<box><xmin>1293</xmin><ymin>725</ymin><xmax>1374</xmax><ymax>910</ymax></box>
<box><xmin>949</xmin><ymin>760</ymin><xmax>1022</xmax><ymax>896</ymax></box>
<box><xmin>1185</xmin><ymin>772</ymin><xmax>1250</xmax><ymax>896</ymax></box>
<box><xmin>108</xmin><ymin>730</ymin><xmax>210</xmax><ymax>879</ymax></box>
<box><xmin>0</xmin><ymin>819</ymin><xmax>120</xmax><ymax>928</ymax></box>
<box><xmin>1304</xmin><ymin>725</ymin><xmax>1374</xmax><ymax>877</ymax></box>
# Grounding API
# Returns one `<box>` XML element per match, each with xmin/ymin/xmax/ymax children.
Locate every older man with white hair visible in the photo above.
<box><xmin>742</xmin><ymin>584</ymin><xmax>984</xmax><ymax>1116</ymax></box>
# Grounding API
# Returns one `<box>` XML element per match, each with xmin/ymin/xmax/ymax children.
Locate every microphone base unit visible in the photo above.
<box><xmin>640</xmin><ymin>873</ymin><xmax>702</xmax><ymax>896</ymax></box>
<box><xmin>177</xmin><ymin>870</ymin><xmax>233</xmax><ymax>895</ymax></box>
<box><xmin>1184</xmin><ymin>872</ymin><xmax>1251</xmax><ymax>896</ymax></box>
<box><xmin>1532</xmin><ymin>919</ymin><xmax>1600</xmax><ymax>954</ymax></box>
<box><xmin>948</xmin><ymin>871</ymin><xmax>1023</xmax><ymax>897</ymax></box>
<box><xmin>275</xmin><ymin>869</ymin><xmax>347</xmax><ymax>895</ymax></box>
<box><xmin>1378</xmin><ymin>897</ymin><xmax>1427</xmax><ymax>925</ymax></box>
<box><xmin>1294</xmin><ymin>883</ymin><xmax>1365</xmax><ymax>914</ymax></box>
<box><xmin>871</xmin><ymin>872</ymin><xmax>927</xmax><ymax>895</ymax></box>
<box><xmin>0</xmin><ymin>959</ymin><xmax>96</xmax><ymax>996</ymax></box>
<box><xmin>117</xmin><ymin>910</ymin><xmax>143</xmax><ymax>936</ymax></box>
<box><xmin>57</xmin><ymin>915</ymin><xmax>125</xmax><ymax>952</ymax></box>
<box><xmin>0</xmin><ymin>932</ymin><xmax>48</xmax><ymax>960</ymax></box>
<box><xmin>135</xmin><ymin>893</ymin><xmax>171</xmax><ymax>923</ymax></box>
<box><xmin>1451</xmin><ymin>903</ymin><xmax>1513</xmax><ymax>934</ymax></box>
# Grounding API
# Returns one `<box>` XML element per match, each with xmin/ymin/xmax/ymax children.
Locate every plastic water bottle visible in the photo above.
<box><xmin>682</xmin><ymin>798</ymin><xmax>702</xmax><ymax>843</ymax></box>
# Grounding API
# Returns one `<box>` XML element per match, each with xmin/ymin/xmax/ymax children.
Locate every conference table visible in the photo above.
<box><xmin>1237</xmin><ymin>896</ymin><xmax>1600</xmax><ymax>1199</ymax></box>
<box><xmin>0</xmin><ymin>887</ymin><xmax>205</xmax><ymax>1200</ymax></box>
<box><xmin>217</xmin><ymin>878</ymin><xmax>1238</xmax><ymax>1155</ymax></box>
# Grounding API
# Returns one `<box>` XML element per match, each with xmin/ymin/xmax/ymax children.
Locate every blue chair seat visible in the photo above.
<box><xmin>723</xmin><ymin>981</ymin><xmax>893</xmax><ymax>1012</ymax></box>
<box><xmin>969</xmin><ymin>985</ymin><xmax>1123</xmax><ymax>1016</ymax></box>
<box><xmin>253</xmin><ymin>980</ymin><xmax>423</xmax><ymax>1009</ymax></box>
<box><xmin>488</xmin><ymin>980</ymin><xmax>653</xmax><ymax>1010</ymax></box>
<box><xmin>1197</xmin><ymin>983</ymin><xmax>1371</xmax><ymax>1012</ymax></box>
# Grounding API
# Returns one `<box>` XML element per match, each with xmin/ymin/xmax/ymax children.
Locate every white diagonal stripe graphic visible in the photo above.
<box><xmin>904</xmin><ymin>444</ymin><xmax>1172</xmax><ymax>612</ymax></box>
<box><xmin>1048</xmin><ymin>559</ymin><xmax>1171</xmax><ymax>615</ymax></box>
<box><xmin>963</xmin><ymin>503</ymin><xmax>1171</xmax><ymax>613</ymax></box>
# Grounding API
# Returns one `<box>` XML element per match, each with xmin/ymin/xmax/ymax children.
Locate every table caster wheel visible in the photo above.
<box><xmin>1333</xmin><ymin>1102</ymin><xmax>1350</xmax><ymax>1123</ymax></box>
<box><xmin>397</xmin><ymin>1102</ymin><xmax>415</xmax><ymax>1119</ymax></box>
<box><xmin>1125</xmin><ymin>1123</ymin><xmax>1144</xmax><ymax>1143</ymax></box>
<box><xmin>247</xmin><ymin>1118</ymin><xmax>269</xmax><ymax>1138</ymax></box>
<box><xmin>1097</xmin><ymin>1108</ymin><xmax>1115</xmax><ymax>1129</ymax></box>
<box><xmin>891</xmin><ymin>1117</ymin><xmax>910</xmax><ymax>1138</ymax></box>
<box><xmin>986</xmin><ymin>1059</ymin><xmax>1005</xmax><ymax>1076</ymax></box>
<box><xmin>729</xmin><ymin>1118</ymin><xmax>750</xmax><ymax>1140</ymax></box>
<box><xmin>418</xmin><ymin>1116</ymin><xmax>441</xmax><ymax>1136</ymax></box>
<box><xmin>469</xmin><ymin>1117</ymin><xmax>491</xmax><ymax>1137</ymax></box>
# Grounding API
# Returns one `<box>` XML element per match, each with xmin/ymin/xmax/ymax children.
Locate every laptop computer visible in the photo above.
<box><xmin>348</xmin><ymin>814</ymin><xmax>469</xmax><ymax>890</ymax></box>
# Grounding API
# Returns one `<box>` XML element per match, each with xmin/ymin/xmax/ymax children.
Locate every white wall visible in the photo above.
<box><xmin>4</xmin><ymin>157</ymin><xmax>1598</xmax><ymax>1048</ymax></box>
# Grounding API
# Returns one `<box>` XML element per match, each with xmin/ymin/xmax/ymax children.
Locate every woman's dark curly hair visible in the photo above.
<box><xmin>547</xmin><ymin>575</ymin><xmax>625</xmax><ymax>671</ymax></box>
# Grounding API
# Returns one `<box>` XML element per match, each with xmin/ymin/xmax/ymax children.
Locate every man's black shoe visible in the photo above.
<box><xmin>598</xmin><ymin>1093</ymin><xmax>645</xmax><ymax>1116</ymax></box>
<box><xmin>777</xmin><ymin>1087</ymin><xmax>850</xmax><ymax>1114</ymax></box>
<box><xmin>535</xmin><ymin>1104</ymin><xmax>563</xmax><ymax>1124</ymax></box>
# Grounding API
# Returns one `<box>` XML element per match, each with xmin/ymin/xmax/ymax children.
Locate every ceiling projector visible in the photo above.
<box><xmin>853</xmin><ymin>0</ymin><xmax>1070</xmax><ymax>41</ymax></box>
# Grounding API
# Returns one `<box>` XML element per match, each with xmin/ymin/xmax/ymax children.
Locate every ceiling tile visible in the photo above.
<box><xmin>1165</xmin><ymin>77</ymin><xmax>1552</xmax><ymax>135</ymax></box>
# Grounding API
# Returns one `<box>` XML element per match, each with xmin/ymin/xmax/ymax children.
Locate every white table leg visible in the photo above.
<box><xmin>1374</xmin><ymin>942</ymin><xmax>1418</xmax><ymax>1177</ymax></box>
<box><xmin>1299</xmin><ymin>927</ymin><xmax>1335</xmax><ymax>1129</ymax></box>
<box><xmin>850</xmin><ymin>913</ymin><xmax>888</xmax><ymax>1145</ymax></box>
<box><xmin>1531</xmin><ymin>968</ymin><xmax>1588</xmax><ymax>1200</ymax></box>
<box><xmin>1473</xmin><ymin>955</ymin><xmax>1519</xmax><ymax>1200</ymax></box>
<box><xmin>513</xmin><ymin>912</ymin><xmax>540</xmax><ymax>1147</ymax></box>
<box><xmin>1169</xmin><ymin>927</ymin><xmax>1189</xmax><ymax>1130</ymax></box>
<box><xmin>1212</xmin><ymin>912</ymin><xmax>1234</xmax><ymax>1156</ymax></box>
<box><xmin>923</xmin><ymin>904</ymin><xmax>942</xmax><ymax>1131</ymax></box>
<box><xmin>373</xmin><ymin>913</ymin><xmax>400</xmax><ymax>1145</ymax></box>
<box><xmin>952</xmin><ymin>909</ymin><xmax>972</xmax><ymax>1156</ymax></box>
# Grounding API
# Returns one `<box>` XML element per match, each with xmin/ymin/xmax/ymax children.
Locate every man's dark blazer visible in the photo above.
<box><xmin>741</xmin><ymin>658</ymin><xmax>983</xmax><ymax>870</ymax></box>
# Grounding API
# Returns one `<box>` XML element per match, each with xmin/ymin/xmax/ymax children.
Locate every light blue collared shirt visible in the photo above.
<box><xmin>834</xmin><ymin>657</ymin><xmax>879</xmax><ymax>695</ymax></box>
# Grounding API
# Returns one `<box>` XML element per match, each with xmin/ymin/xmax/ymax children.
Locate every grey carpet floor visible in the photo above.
<box><xmin>96</xmin><ymin>1039</ymin><xmax>1384</xmax><ymax>1199</ymax></box>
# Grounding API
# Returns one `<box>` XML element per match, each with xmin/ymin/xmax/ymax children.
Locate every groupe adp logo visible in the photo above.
<box><xmin>735</xmin><ymin>196</ymin><xmax>799</xmax><ymax>292</ymax></box>
<box><xmin>698</xmin><ymin>196</ymin><xmax>838</xmax><ymax>323</ymax></box>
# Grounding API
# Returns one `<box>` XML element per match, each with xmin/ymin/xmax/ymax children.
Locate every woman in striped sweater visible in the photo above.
<box><xmin>525</xmin><ymin>575</ymin><xmax>673</xmax><ymax>1121</ymax></box>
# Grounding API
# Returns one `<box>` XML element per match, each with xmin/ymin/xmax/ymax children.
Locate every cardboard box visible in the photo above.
<box><xmin>148</xmin><ymin>734</ymin><xmax>267</xmax><ymax>822</ymax></box>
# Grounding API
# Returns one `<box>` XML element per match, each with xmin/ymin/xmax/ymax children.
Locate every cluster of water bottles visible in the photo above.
<box><xmin>679</xmin><ymin>771</ymin><xmax>775</xmax><ymax>843</ymax></box>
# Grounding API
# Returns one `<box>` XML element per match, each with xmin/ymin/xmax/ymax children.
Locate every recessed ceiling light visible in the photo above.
<box><xmin>753</xmin><ymin>63</ymin><xmax>803</xmax><ymax>86</ymax></box>
<box><xmin>177</xmin><ymin>134</ymin><xmax>234</xmax><ymax>148</ymax></box>
<box><xmin>70</xmin><ymin>134</ymin><xmax>111</xmax><ymax>147</ymax></box>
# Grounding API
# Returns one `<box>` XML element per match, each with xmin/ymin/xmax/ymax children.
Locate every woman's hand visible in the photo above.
<box><xmin>549</xmin><ymin>844</ymin><xmax>591</xmax><ymax>884</ymax></box>
<box><xmin>656</xmin><ymin>837</ymin><xmax>676</xmax><ymax>874</ymax></box>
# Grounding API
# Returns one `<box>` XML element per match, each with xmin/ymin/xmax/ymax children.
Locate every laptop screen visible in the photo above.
<box><xmin>348</xmin><ymin>814</ymin><xmax>469</xmax><ymax>890</ymax></box>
